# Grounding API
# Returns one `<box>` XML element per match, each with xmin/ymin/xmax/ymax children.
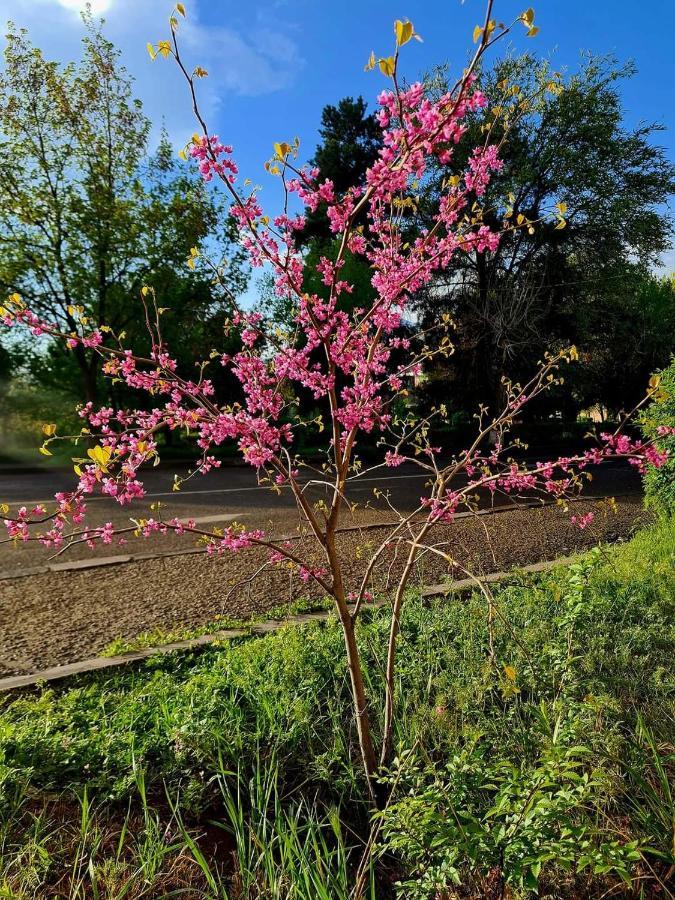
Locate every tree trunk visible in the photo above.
<box><xmin>325</xmin><ymin>532</ymin><xmax>380</xmax><ymax>803</ymax></box>
<box><xmin>72</xmin><ymin>344</ymin><xmax>97</xmax><ymax>406</ymax></box>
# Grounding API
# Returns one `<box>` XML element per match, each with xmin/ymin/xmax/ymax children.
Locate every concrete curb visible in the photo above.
<box><xmin>0</xmin><ymin>554</ymin><xmax>576</xmax><ymax>693</ymax></box>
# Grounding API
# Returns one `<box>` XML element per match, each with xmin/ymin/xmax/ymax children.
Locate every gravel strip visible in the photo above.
<box><xmin>0</xmin><ymin>497</ymin><xmax>648</xmax><ymax>675</ymax></box>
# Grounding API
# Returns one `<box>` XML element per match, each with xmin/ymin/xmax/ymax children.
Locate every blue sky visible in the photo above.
<box><xmin>2</xmin><ymin>0</ymin><xmax>674</xmax><ymax>267</ymax></box>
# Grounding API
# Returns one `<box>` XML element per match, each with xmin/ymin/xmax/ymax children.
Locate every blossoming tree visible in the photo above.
<box><xmin>1</xmin><ymin>1</ymin><xmax>670</xmax><ymax>802</ymax></box>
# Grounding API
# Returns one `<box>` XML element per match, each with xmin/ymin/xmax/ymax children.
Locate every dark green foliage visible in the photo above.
<box><xmin>312</xmin><ymin>96</ymin><xmax>381</xmax><ymax>194</ymax></box>
<box><xmin>267</xmin><ymin>96</ymin><xmax>380</xmax><ymax>332</ymax></box>
<box><xmin>642</xmin><ymin>356</ymin><xmax>675</xmax><ymax>514</ymax></box>
<box><xmin>567</xmin><ymin>273</ymin><xmax>675</xmax><ymax>416</ymax></box>
<box><xmin>416</xmin><ymin>54</ymin><xmax>675</xmax><ymax>420</ymax></box>
<box><xmin>300</xmin><ymin>96</ymin><xmax>381</xmax><ymax>245</ymax></box>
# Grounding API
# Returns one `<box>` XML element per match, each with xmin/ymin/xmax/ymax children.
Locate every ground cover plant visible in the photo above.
<box><xmin>0</xmin><ymin>517</ymin><xmax>674</xmax><ymax>896</ymax></box>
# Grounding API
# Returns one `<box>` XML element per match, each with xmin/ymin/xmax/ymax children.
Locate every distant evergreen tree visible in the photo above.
<box><xmin>300</xmin><ymin>96</ymin><xmax>381</xmax><ymax>244</ymax></box>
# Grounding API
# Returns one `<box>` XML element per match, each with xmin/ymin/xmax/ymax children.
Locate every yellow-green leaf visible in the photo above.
<box><xmin>0</xmin><ymin>503</ymin><xmax>9</xmax><ymax>515</ymax></box>
<box><xmin>521</xmin><ymin>7</ymin><xmax>535</xmax><ymax>27</ymax></box>
<box><xmin>364</xmin><ymin>50</ymin><xmax>376</xmax><ymax>72</ymax></box>
<box><xmin>526</xmin><ymin>25</ymin><xmax>540</xmax><ymax>37</ymax></box>
<box><xmin>378</xmin><ymin>56</ymin><xmax>395</xmax><ymax>77</ymax></box>
<box><xmin>87</xmin><ymin>445</ymin><xmax>112</xmax><ymax>469</ymax></box>
<box><xmin>394</xmin><ymin>19</ymin><xmax>414</xmax><ymax>46</ymax></box>
<box><xmin>473</xmin><ymin>24</ymin><xmax>483</xmax><ymax>43</ymax></box>
<box><xmin>42</xmin><ymin>423</ymin><xmax>56</xmax><ymax>437</ymax></box>
<box><xmin>146</xmin><ymin>42</ymin><xmax>157</xmax><ymax>60</ymax></box>
<box><xmin>176</xmin><ymin>2</ymin><xmax>186</xmax><ymax>15</ymax></box>
<box><xmin>273</xmin><ymin>141</ymin><xmax>291</xmax><ymax>159</ymax></box>
<box><xmin>39</xmin><ymin>445</ymin><xmax>52</xmax><ymax>456</ymax></box>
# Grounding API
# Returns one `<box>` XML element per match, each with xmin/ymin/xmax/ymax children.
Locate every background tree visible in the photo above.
<box><xmin>268</xmin><ymin>96</ymin><xmax>382</xmax><ymax>328</ymax></box>
<box><xmin>263</xmin><ymin>96</ymin><xmax>384</xmax><ymax>437</ymax></box>
<box><xmin>566</xmin><ymin>272</ymin><xmax>675</xmax><ymax>417</ymax></box>
<box><xmin>0</xmin><ymin>17</ymin><xmax>247</xmax><ymax>414</ymax></box>
<box><xmin>299</xmin><ymin>96</ymin><xmax>381</xmax><ymax>245</ymax></box>
<box><xmin>414</xmin><ymin>54</ymin><xmax>675</xmax><ymax>422</ymax></box>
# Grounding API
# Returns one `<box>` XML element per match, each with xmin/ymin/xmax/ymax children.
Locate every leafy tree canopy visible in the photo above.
<box><xmin>414</xmin><ymin>53</ymin><xmax>675</xmax><ymax>418</ymax></box>
<box><xmin>0</xmin><ymin>15</ymin><xmax>247</xmax><ymax>409</ymax></box>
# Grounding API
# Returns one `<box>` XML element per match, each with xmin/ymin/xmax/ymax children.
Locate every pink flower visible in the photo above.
<box><xmin>571</xmin><ymin>512</ymin><xmax>594</xmax><ymax>530</ymax></box>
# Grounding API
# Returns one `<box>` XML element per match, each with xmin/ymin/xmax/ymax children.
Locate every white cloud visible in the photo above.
<box><xmin>57</xmin><ymin>0</ymin><xmax>113</xmax><ymax>14</ymax></box>
<box><xmin>0</xmin><ymin>0</ymin><xmax>303</xmax><ymax>146</ymax></box>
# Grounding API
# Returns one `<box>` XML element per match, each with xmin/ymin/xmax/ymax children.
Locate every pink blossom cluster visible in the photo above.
<box><xmin>571</xmin><ymin>512</ymin><xmax>595</xmax><ymax>530</ymax></box>
<box><xmin>189</xmin><ymin>135</ymin><xmax>238</xmax><ymax>183</ymax></box>
<box><xmin>600</xmin><ymin>432</ymin><xmax>669</xmax><ymax>474</ymax></box>
<box><xmin>206</xmin><ymin>527</ymin><xmax>266</xmax><ymax>555</ymax></box>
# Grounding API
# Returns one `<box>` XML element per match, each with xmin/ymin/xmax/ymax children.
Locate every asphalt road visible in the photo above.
<box><xmin>0</xmin><ymin>459</ymin><xmax>643</xmax><ymax>572</ymax></box>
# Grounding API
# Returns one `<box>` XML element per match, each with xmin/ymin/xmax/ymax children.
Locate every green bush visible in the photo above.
<box><xmin>375</xmin><ymin>534</ymin><xmax>675</xmax><ymax>896</ymax></box>
<box><xmin>641</xmin><ymin>356</ymin><xmax>675</xmax><ymax>514</ymax></box>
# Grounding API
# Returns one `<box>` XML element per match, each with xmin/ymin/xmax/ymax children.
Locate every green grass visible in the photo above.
<box><xmin>0</xmin><ymin>518</ymin><xmax>674</xmax><ymax>896</ymax></box>
<box><xmin>101</xmin><ymin>595</ymin><xmax>334</xmax><ymax>656</ymax></box>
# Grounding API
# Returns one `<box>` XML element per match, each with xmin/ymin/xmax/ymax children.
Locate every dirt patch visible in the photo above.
<box><xmin>0</xmin><ymin>496</ymin><xmax>649</xmax><ymax>675</ymax></box>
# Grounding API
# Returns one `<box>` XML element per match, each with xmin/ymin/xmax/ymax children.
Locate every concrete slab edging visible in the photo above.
<box><xmin>0</xmin><ymin>554</ymin><xmax>577</xmax><ymax>693</ymax></box>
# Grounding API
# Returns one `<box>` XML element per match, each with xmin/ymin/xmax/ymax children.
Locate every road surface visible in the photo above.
<box><xmin>0</xmin><ymin>459</ymin><xmax>643</xmax><ymax>572</ymax></box>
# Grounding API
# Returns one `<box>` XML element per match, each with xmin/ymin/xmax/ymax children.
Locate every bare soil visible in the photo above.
<box><xmin>0</xmin><ymin>496</ymin><xmax>649</xmax><ymax>676</ymax></box>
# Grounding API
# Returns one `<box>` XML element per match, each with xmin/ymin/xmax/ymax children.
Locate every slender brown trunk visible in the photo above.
<box><xmin>380</xmin><ymin>520</ymin><xmax>433</xmax><ymax>768</ymax></box>
<box><xmin>325</xmin><ymin>532</ymin><xmax>379</xmax><ymax>801</ymax></box>
<box><xmin>340</xmin><ymin>605</ymin><xmax>379</xmax><ymax>789</ymax></box>
<box><xmin>73</xmin><ymin>344</ymin><xmax>97</xmax><ymax>406</ymax></box>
